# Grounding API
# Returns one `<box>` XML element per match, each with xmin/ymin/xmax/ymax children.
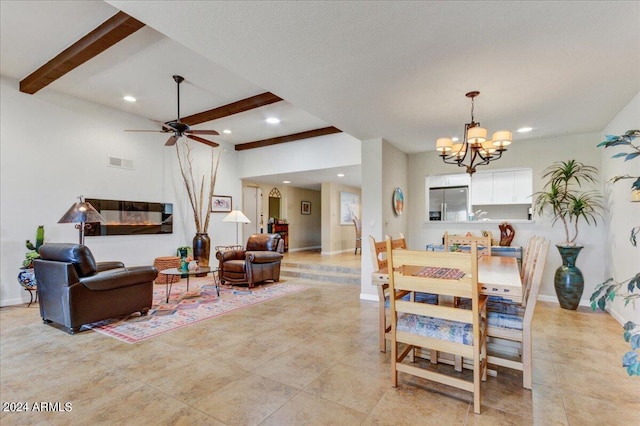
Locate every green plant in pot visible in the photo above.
<box><xmin>589</xmin><ymin>129</ymin><xmax>639</xmax><ymax>376</ymax></box>
<box><xmin>533</xmin><ymin>160</ymin><xmax>605</xmax><ymax>310</ymax></box>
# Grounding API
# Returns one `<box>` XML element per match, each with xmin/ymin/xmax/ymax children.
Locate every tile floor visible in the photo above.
<box><xmin>1</xmin><ymin>251</ymin><xmax>639</xmax><ymax>425</ymax></box>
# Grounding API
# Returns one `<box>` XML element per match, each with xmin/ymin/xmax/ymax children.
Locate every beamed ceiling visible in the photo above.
<box><xmin>2</xmin><ymin>1</ymin><xmax>639</xmax><ymax>190</ymax></box>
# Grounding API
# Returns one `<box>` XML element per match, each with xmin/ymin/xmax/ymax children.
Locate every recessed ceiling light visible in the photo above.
<box><xmin>266</xmin><ymin>117</ymin><xmax>281</xmax><ymax>124</ymax></box>
<box><xmin>337</xmin><ymin>173</ymin><xmax>345</xmax><ymax>177</ymax></box>
<box><xmin>123</xmin><ymin>95</ymin><xmax>136</xmax><ymax>102</ymax></box>
<box><xmin>517</xmin><ymin>127</ymin><xmax>533</xmax><ymax>133</ymax></box>
<box><xmin>282</xmin><ymin>180</ymin><xmax>291</xmax><ymax>184</ymax></box>
<box><xmin>452</xmin><ymin>137</ymin><xmax>459</xmax><ymax>142</ymax></box>
<box><xmin>223</xmin><ymin>129</ymin><xmax>232</xmax><ymax>134</ymax></box>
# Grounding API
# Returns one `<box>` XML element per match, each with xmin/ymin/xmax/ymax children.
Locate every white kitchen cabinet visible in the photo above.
<box><xmin>471</xmin><ymin>168</ymin><xmax>532</xmax><ymax>205</ymax></box>
<box><xmin>428</xmin><ymin>173</ymin><xmax>470</xmax><ymax>188</ymax></box>
<box><xmin>513</xmin><ymin>169</ymin><xmax>533</xmax><ymax>203</ymax></box>
<box><xmin>470</xmin><ymin>172</ymin><xmax>494</xmax><ymax>205</ymax></box>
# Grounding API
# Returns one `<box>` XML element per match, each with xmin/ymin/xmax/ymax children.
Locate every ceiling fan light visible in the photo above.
<box><xmin>436</xmin><ymin>138</ymin><xmax>453</xmax><ymax>152</ymax></box>
<box><xmin>467</xmin><ymin>127</ymin><xmax>487</xmax><ymax>144</ymax></box>
<box><xmin>492</xmin><ymin>130</ymin><xmax>512</xmax><ymax>147</ymax></box>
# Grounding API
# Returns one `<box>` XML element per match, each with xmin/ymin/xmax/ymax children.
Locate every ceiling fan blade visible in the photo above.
<box><xmin>125</xmin><ymin>129</ymin><xmax>165</xmax><ymax>132</ymax></box>
<box><xmin>165</xmin><ymin>135</ymin><xmax>179</xmax><ymax>146</ymax></box>
<box><xmin>185</xmin><ymin>129</ymin><xmax>220</xmax><ymax>136</ymax></box>
<box><xmin>151</xmin><ymin>119</ymin><xmax>174</xmax><ymax>132</ymax></box>
<box><xmin>186</xmin><ymin>134</ymin><xmax>219</xmax><ymax>147</ymax></box>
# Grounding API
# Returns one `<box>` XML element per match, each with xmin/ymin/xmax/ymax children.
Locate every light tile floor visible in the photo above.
<box><xmin>1</xmin><ymin>251</ymin><xmax>639</xmax><ymax>425</ymax></box>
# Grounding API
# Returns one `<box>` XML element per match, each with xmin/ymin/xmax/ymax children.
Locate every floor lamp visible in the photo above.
<box><xmin>58</xmin><ymin>196</ymin><xmax>105</xmax><ymax>245</ymax></box>
<box><xmin>223</xmin><ymin>210</ymin><xmax>251</xmax><ymax>245</ymax></box>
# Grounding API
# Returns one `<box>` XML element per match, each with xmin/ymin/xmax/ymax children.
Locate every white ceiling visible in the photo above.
<box><xmin>2</xmin><ymin>1</ymin><xmax>639</xmax><ymax>189</ymax></box>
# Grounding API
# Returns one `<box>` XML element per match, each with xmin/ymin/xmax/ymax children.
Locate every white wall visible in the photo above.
<box><xmin>360</xmin><ymin>139</ymin><xmax>408</xmax><ymax>300</ymax></box>
<box><xmin>0</xmin><ymin>77</ymin><xmax>242</xmax><ymax>306</ymax></box>
<box><xmin>407</xmin><ymin>131</ymin><xmax>606</xmax><ymax>305</ymax></box>
<box><xmin>237</xmin><ymin>132</ymin><xmax>361</xmax><ymax>178</ymax></box>
<box><xmin>601</xmin><ymin>92</ymin><xmax>640</xmax><ymax>325</ymax></box>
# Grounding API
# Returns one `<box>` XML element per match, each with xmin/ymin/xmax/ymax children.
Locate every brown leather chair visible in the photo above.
<box><xmin>216</xmin><ymin>233</ymin><xmax>284</xmax><ymax>288</ymax></box>
<box><xmin>34</xmin><ymin>243</ymin><xmax>158</xmax><ymax>334</ymax></box>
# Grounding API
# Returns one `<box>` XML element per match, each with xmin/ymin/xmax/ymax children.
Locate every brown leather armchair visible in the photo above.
<box><xmin>34</xmin><ymin>243</ymin><xmax>158</xmax><ymax>334</ymax></box>
<box><xmin>216</xmin><ymin>233</ymin><xmax>284</xmax><ymax>288</ymax></box>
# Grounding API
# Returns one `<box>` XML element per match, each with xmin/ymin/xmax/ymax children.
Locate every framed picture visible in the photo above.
<box><xmin>211</xmin><ymin>195</ymin><xmax>232</xmax><ymax>212</ymax></box>
<box><xmin>393</xmin><ymin>187</ymin><xmax>404</xmax><ymax>216</ymax></box>
<box><xmin>340</xmin><ymin>191</ymin><xmax>360</xmax><ymax>225</ymax></box>
<box><xmin>301</xmin><ymin>201</ymin><xmax>311</xmax><ymax>215</ymax></box>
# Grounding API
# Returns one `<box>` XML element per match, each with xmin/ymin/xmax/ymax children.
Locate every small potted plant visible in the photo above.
<box><xmin>533</xmin><ymin>160</ymin><xmax>605</xmax><ymax>310</ymax></box>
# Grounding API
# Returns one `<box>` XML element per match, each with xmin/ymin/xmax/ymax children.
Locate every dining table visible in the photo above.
<box><xmin>371</xmin><ymin>254</ymin><xmax>522</xmax><ymax>351</ymax></box>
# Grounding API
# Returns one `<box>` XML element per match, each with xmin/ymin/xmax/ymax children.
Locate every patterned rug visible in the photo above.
<box><xmin>87</xmin><ymin>278</ymin><xmax>306</xmax><ymax>343</ymax></box>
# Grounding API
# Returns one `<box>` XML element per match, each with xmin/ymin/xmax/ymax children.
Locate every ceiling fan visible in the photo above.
<box><xmin>126</xmin><ymin>75</ymin><xmax>219</xmax><ymax>147</ymax></box>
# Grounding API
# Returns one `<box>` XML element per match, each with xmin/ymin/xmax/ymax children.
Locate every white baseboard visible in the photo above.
<box><xmin>321</xmin><ymin>248</ymin><xmax>358</xmax><ymax>255</ymax></box>
<box><xmin>288</xmin><ymin>246</ymin><xmax>321</xmax><ymax>253</ymax></box>
<box><xmin>0</xmin><ymin>296</ymin><xmax>31</xmax><ymax>307</ymax></box>
<box><xmin>538</xmin><ymin>294</ymin><xmax>595</xmax><ymax>308</ymax></box>
<box><xmin>359</xmin><ymin>293</ymin><xmax>379</xmax><ymax>302</ymax></box>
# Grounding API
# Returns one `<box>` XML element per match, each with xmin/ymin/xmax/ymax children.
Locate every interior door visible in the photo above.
<box><xmin>242</xmin><ymin>187</ymin><xmax>260</xmax><ymax>240</ymax></box>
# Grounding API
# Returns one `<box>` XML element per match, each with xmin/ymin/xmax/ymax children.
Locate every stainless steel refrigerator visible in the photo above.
<box><xmin>429</xmin><ymin>186</ymin><xmax>469</xmax><ymax>221</ymax></box>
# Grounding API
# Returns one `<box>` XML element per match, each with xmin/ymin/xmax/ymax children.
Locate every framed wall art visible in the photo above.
<box><xmin>393</xmin><ymin>187</ymin><xmax>404</xmax><ymax>216</ymax></box>
<box><xmin>340</xmin><ymin>191</ymin><xmax>360</xmax><ymax>225</ymax></box>
<box><xmin>211</xmin><ymin>195</ymin><xmax>232</xmax><ymax>212</ymax></box>
<box><xmin>301</xmin><ymin>201</ymin><xmax>311</xmax><ymax>215</ymax></box>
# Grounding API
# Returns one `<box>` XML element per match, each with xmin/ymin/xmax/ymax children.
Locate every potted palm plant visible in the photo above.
<box><xmin>533</xmin><ymin>159</ymin><xmax>605</xmax><ymax>310</ymax></box>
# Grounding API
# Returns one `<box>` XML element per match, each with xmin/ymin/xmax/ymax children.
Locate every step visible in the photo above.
<box><xmin>281</xmin><ymin>261</ymin><xmax>360</xmax><ymax>275</ymax></box>
<box><xmin>280</xmin><ymin>266</ymin><xmax>360</xmax><ymax>285</ymax></box>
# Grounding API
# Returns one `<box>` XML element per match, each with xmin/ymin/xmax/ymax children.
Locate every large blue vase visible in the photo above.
<box><xmin>554</xmin><ymin>245</ymin><xmax>584</xmax><ymax>310</ymax></box>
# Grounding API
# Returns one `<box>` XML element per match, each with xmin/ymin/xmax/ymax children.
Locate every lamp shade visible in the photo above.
<box><xmin>223</xmin><ymin>210</ymin><xmax>251</xmax><ymax>224</ymax></box>
<box><xmin>492</xmin><ymin>130</ymin><xmax>512</xmax><ymax>147</ymax></box>
<box><xmin>436</xmin><ymin>138</ymin><xmax>453</xmax><ymax>152</ymax></box>
<box><xmin>467</xmin><ymin>126</ymin><xmax>487</xmax><ymax>144</ymax></box>
<box><xmin>58</xmin><ymin>197</ymin><xmax>105</xmax><ymax>224</ymax></box>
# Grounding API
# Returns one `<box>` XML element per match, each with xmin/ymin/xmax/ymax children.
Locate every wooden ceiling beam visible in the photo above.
<box><xmin>235</xmin><ymin>126</ymin><xmax>342</xmax><ymax>151</ymax></box>
<box><xmin>20</xmin><ymin>11</ymin><xmax>145</xmax><ymax>94</ymax></box>
<box><xmin>181</xmin><ymin>92</ymin><xmax>283</xmax><ymax>126</ymax></box>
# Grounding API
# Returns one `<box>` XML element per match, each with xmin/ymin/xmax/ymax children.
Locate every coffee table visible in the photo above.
<box><xmin>159</xmin><ymin>267</ymin><xmax>220</xmax><ymax>303</ymax></box>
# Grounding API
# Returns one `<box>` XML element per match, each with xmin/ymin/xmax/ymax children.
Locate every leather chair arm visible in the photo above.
<box><xmin>246</xmin><ymin>251</ymin><xmax>283</xmax><ymax>264</ymax></box>
<box><xmin>216</xmin><ymin>250</ymin><xmax>246</xmax><ymax>262</ymax></box>
<box><xmin>96</xmin><ymin>261</ymin><xmax>125</xmax><ymax>272</ymax></box>
<box><xmin>79</xmin><ymin>266</ymin><xmax>158</xmax><ymax>291</ymax></box>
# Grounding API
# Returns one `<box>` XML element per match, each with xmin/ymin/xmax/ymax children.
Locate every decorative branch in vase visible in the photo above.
<box><xmin>175</xmin><ymin>141</ymin><xmax>221</xmax><ymax>268</ymax></box>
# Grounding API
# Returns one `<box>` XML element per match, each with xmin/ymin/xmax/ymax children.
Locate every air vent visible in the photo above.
<box><xmin>108</xmin><ymin>156</ymin><xmax>134</xmax><ymax>170</ymax></box>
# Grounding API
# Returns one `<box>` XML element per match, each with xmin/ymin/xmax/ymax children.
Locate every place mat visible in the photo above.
<box><xmin>414</xmin><ymin>266</ymin><xmax>465</xmax><ymax>280</ymax></box>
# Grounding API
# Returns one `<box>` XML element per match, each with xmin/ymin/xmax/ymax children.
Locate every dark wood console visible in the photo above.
<box><xmin>270</xmin><ymin>223</ymin><xmax>289</xmax><ymax>252</ymax></box>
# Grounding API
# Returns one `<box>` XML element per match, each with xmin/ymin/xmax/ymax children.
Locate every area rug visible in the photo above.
<box><xmin>87</xmin><ymin>278</ymin><xmax>306</xmax><ymax>343</ymax></box>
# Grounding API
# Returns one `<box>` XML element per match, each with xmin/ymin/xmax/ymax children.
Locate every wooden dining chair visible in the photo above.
<box><xmin>444</xmin><ymin>232</ymin><xmax>492</xmax><ymax>256</ymax></box>
<box><xmin>353</xmin><ymin>217</ymin><xmax>362</xmax><ymax>254</ymax></box>
<box><xmin>387</xmin><ymin>240</ymin><xmax>488</xmax><ymax>414</ymax></box>
<box><xmin>369</xmin><ymin>233</ymin><xmax>409</xmax><ymax>352</ymax></box>
<box><xmin>486</xmin><ymin>237</ymin><xmax>550</xmax><ymax>389</ymax></box>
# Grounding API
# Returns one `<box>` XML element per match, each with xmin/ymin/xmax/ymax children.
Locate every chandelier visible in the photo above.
<box><xmin>436</xmin><ymin>91</ymin><xmax>512</xmax><ymax>175</ymax></box>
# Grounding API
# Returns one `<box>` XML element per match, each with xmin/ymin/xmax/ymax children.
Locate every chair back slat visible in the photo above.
<box><xmin>522</xmin><ymin>238</ymin><xmax>550</xmax><ymax>314</ymax></box>
<box><xmin>444</xmin><ymin>232</ymin><xmax>492</xmax><ymax>256</ymax></box>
